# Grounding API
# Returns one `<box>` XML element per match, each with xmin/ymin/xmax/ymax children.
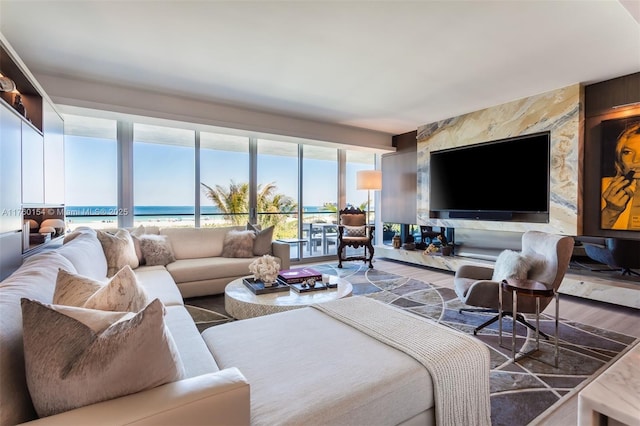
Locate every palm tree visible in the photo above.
<box><xmin>201</xmin><ymin>181</ymin><xmax>249</xmax><ymax>225</ymax></box>
<box><xmin>201</xmin><ymin>181</ymin><xmax>296</xmax><ymax>230</ymax></box>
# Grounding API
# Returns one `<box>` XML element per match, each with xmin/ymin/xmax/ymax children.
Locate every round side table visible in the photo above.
<box><xmin>499</xmin><ymin>278</ymin><xmax>559</xmax><ymax>367</ymax></box>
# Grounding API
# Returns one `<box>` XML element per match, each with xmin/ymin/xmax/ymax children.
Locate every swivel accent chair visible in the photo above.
<box><xmin>454</xmin><ymin>231</ymin><xmax>574</xmax><ymax>336</ymax></box>
<box><xmin>583</xmin><ymin>238</ymin><xmax>640</xmax><ymax>277</ymax></box>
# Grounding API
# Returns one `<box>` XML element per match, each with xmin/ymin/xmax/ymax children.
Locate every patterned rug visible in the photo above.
<box><xmin>185</xmin><ymin>263</ymin><xmax>638</xmax><ymax>426</ymax></box>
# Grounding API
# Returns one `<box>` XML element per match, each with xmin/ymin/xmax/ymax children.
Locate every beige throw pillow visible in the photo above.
<box><xmin>21</xmin><ymin>298</ymin><xmax>184</xmax><ymax>418</ymax></box>
<box><xmin>97</xmin><ymin>229</ymin><xmax>139</xmax><ymax>277</ymax></box>
<box><xmin>129</xmin><ymin>225</ymin><xmax>146</xmax><ymax>264</ymax></box>
<box><xmin>54</xmin><ymin>265</ymin><xmax>149</xmax><ymax>312</ymax></box>
<box><xmin>222</xmin><ymin>229</ymin><xmax>256</xmax><ymax>258</ymax></box>
<box><xmin>139</xmin><ymin>234</ymin><xmax>176</xmax><ymax>266</ymax></box>
<box><xmin>246</xmin><ymin>223</ymin><xmax>274</xmax><ymax>256</ymax></box>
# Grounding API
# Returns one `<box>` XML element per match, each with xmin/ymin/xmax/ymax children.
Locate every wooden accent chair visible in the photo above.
<box><xmin>337</xmin><ymin>207</ymin><xmax>374</xmax><ymax>268</ymax></box>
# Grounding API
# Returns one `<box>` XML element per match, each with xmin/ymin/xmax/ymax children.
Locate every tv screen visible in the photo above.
<box><xmin>429</xmin><ymin>132</ymin><xmax>550</xmax><ymax>220</ymax></box>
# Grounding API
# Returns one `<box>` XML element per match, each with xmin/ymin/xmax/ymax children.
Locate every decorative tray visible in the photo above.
<box><xmin>242</xmin><ymin>278</ymin><xmax>290</xmax><ymax>295</ymax></box>
<box><xmin>289</xmin><ymin>282</ymin><xmax>328</xmax><ymax>293</ymax></box>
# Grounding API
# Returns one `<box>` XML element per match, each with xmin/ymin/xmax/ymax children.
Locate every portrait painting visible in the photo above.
<box><xmin>600</xmin><ymin>115</ymin><xmax>640</xmax><ymax>230</ymax></box>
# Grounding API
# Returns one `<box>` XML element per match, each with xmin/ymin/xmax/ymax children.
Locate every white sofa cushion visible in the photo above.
<box><xmin>163</xmin><ymin>305</ymin><xmax>220</xmax><ymax>378</ymax></box>
<box><xmin>21</xmin><ymin>298</ymin><xmax>185</xmax><ymax>418</ymax></box>
<box><xmin>134</xmin><ymin>266</ymin><xmax>185</xmax><ymax>307</ymax></box>
<box><xmin>161</xmin><ymin>227</ymin><xmax>242</xmax><ymax>260</ymax></box>
<box><xmin>166</xmin><ymin>257</ymin><xmax>254</xmax><ymax>284</ymax></box>
<box><xmin>57</xmin><ymin>232</ymin><xmax>108</xmax><ymax>280</ymax></box>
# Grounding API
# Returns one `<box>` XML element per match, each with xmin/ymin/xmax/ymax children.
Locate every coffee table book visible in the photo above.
<box><xmin>242</xmin><ymin>277</ymin><xmax>290</xmax><ymax>295</ymax></box>
<box><xmin>288</xmin><ymin>282</ymin><xmax>328</xmax><ymax>293</ymax></box>
<box><xmin>277</xmin><ymin>267</ymin><xmax>323</xmax><ymax>284</ymax></box>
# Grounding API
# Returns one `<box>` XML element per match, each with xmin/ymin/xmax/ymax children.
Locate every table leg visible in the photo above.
<box><xmin>322</xmin><ymin>227</ymin><xmax>328</xmax><ymax>255</ymax></box>
<box><xmin>535</xmin><ymin>296</ymin><xmax>540</xmax><ymax>352</ymax></box>
<box><xmin>554</xmin><ymin>291</ymin><xmax>559</xmax><ymax>368</ymax></box>
<box><xmin>512</xmin><ymin>289</ymin><xmax>517</xmax><ymax>362</ymax></box>
<box><xmin>499</xmin><ymin>285</ymin><xmax>503</xmax><ymax>346</ymax></box>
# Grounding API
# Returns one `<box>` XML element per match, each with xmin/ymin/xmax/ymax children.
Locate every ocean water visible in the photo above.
<box><xmin>66</xmin><ymin>205</ymin><xmax>329</xmax><ymax>215</ymax></box>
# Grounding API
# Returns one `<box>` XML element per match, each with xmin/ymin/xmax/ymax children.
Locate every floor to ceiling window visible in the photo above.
<box><xmin>133</xmin><ymin>123</ymin><xmax>195</xmax><ymax>228</ymax></box>
<box><xmin>256</xmin><ymin>139</ymin><xmax>298</xmax><ymax>240</ymax></box>
<box><xmin>200</xmin><ymin>132</ymin><xmax>250</xmax><ymax>227</ymax></box>
<box><xmin>302</xmin><ymin>145</ymin><xmax>338</xmax><ymax>257</ymax></box>
<box><xmin>64</xmin><ymin>115</ymin><xmax>118</xmax><ymax>230</ymax></box>
<box><xmin>346</xmin><ymin>151</ymin><xmax>375</xmax><ymax>215</ymax></box>
<box><xmin>63</xmin><ymin>110</ymin><xmax>382</xmax><ymax>262</ymax></box>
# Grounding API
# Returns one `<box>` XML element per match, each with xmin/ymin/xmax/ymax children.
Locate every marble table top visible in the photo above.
<box><xmin>224</xmin><ymin>275</ymin><xmax>353</xmax><ymax>319</ymax></box>
<box><xmin>578</xmin><ymin>341</ymin><xmax>640</xmax><ymax>425</ymax></box>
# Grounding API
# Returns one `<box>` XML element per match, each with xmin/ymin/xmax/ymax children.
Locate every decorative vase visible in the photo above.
<box><xmin>441</xmin><ymin>246</ymin><xmax>453</xmax><ymax>256</ymax></box>
<box><xmin>392</xmin><ymin>234</ymin><xmax>402</xmax><ymax>249</ymax></box>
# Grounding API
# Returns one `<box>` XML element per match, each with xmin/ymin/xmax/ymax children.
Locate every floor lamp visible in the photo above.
<box><xmin>356</xmin><ymin>170</ymin><xmax>382</xmax><ymax>226</ymax></box>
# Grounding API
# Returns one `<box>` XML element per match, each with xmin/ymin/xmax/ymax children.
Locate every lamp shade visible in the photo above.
<box><xmin>356</xmin><ymin>170</ymin><xmax>382</xmax><ymax>190</ymax></box>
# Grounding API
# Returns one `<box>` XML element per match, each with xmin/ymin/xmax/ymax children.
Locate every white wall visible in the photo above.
<box><xmin>35</xmin><ymin>74</ymin><xmax>394</xmax><ymax>152</ymax></box>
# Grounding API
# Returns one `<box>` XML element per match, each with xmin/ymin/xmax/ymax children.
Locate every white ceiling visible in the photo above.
<box><xmin>1</xmin><ymin>0</ymin><xmax>639</xmax><ymax>136</ymax></box>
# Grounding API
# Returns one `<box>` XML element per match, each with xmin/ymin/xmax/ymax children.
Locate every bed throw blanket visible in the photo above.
<box><xmin>312</xmin><ymin>296</ymin><xmax>491</xmax><ymax>426</ymax></box>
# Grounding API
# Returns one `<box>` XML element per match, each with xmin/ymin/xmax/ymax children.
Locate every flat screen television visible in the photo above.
<box><xmin>429</xmin><ymin>132</ymin><xmax>550</xmax><ymax>222</ymax></box>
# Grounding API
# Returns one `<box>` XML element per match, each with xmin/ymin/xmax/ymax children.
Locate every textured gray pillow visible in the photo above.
<box><xmin>492</xmin><ymin>250</ymin><xmax>532</xmax><ymax>282</ymax></box>
<box><xmin>21</xmin><ymin>298</ymin><xmax>184</xmax><ymax>418</ymax></box>
<box><xmin>247</xmin><ymin>223</ymin><xmax>274</xmax><ymax>256</ymax></box>
<box><xmin>96</xmin><ymin>229</ymin><xmax>139</xmax><ymax>277</ymax></box>
<box><xmin>139</xmin><ymin>234</ymin><xmax>176</xmax><ymax>266</ymax></box>
<box><xmin>222</xmin><ymin>229</ymin><xmax>256</xmax><ymax>258</ymax></box>
<box><xmin>343</xmin><ymin>225</ymin><xmax>367</xmax><ymax>237</ymax></box>
<box><xmin>54</xmin><ymin>265</ymin><xmax>149</xmax><ymax>312</ymax></box>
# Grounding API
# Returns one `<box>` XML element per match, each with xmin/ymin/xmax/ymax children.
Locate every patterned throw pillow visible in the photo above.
<box><xmin>246</xmin><ymin>223</ymin><xmax>274</xmax><ymax>256</ymax></box>
<box><xmin>139</xmin><ymin>234</ymin><xmax>176</xmax><ymax>266</ymax></box>
<box><xmin>343</xmin><ymin>225</ymin><xmax>367</xmax><ymax>237</ymax></box>
<box><xmin>54</xmin><ymin>265</ymin><xmax>149</xmax><ymax>312</ymax></box>
<box><xmin>21</xmin><ymin>298</ymin><xmax>184</xmax><ymax>418</ymax></box>
<box><xmin>96</xmin><ymin>229</ymin><xmax>139</xmax><ymax>277</ymax></box>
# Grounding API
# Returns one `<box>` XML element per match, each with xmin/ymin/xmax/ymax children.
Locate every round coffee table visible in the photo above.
<box><xmin>225</xmin><ymin>276</ymin><xmax>353</xmax><ymax>320</ymax></box>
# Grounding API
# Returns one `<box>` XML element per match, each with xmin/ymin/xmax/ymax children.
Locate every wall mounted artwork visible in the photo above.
<box><xmin>600</xmin><ymin>115</ymin><xmax>640</xmax><ymax>231</ymax></box>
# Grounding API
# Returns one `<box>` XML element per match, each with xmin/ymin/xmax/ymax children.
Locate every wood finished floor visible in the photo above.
<box><xmin>307</xmin><ymin>257</ymin><xmax>640</xmax><ymax>426</ymax></box>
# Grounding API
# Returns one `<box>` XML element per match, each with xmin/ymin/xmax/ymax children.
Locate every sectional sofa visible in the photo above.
<box><xmin>0</xmin><ymin>225</ymin><xmax>492</xmax><ymax>426</ymax></box>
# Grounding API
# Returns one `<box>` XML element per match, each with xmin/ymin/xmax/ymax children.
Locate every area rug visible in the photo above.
<box><xmin>184</xmin><ymin>263</ymin><xmax>638</xmax><ymax>426</ymax></box>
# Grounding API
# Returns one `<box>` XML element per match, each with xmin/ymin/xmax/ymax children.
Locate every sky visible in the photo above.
<box><xmin>65</xmin><ymin>135</ymin><xmax>371</xmax><ymax>208</ymax></box>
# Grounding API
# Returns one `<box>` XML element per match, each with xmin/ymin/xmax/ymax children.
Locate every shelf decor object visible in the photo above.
<box><xmin>356</xmin><ymin>170</ymin><xmax>382</xmax><ymax>226</ymax></box>
<box><xmin>0</xmin><ymin>75</ymin><xmax>16</xmax><ymax>92</ymax></box>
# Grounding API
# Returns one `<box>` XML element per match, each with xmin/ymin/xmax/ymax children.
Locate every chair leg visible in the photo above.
<box><xmin>622</xmin><ymin>268</ymin><xmax>640</xmax><ymax>276</ymax></box>
<box><xmin>472</xmin><ymin>315</ymin><xmax>502</xmax><ymax>335</ymax></box>
<box><xmin>459</xmin><ymin>309</ymin><xmax>550</xmax><ymax>339</ymax></box>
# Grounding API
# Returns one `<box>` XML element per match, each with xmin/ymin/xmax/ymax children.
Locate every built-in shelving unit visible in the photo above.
<box><xmin>0</xmin><ymin>38</ymin><xmax>65</xmax><ymax>276</ymax></box>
